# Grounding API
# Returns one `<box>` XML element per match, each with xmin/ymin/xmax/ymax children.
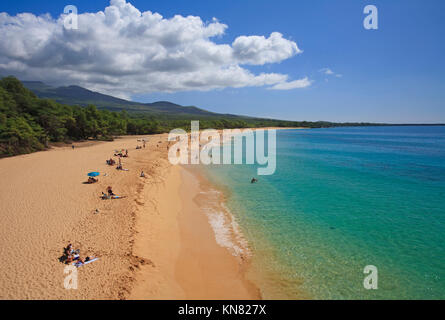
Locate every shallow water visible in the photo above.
<box><xmin>202</xmin><ymin>126</ymin><xmax>445</xmax><ymax>299</ymax></box>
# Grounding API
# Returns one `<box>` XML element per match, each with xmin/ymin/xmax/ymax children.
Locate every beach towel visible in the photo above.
<box><xmin>73</xmin><ymin>258</ymin><xmax>99</xmax><ymax>268</ymax></box>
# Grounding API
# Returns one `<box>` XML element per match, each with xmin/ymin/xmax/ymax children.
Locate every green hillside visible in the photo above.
<box><xmin>23</xmin><ymin>81</ymin><xmax>237</xmax><ymax>118</ymax></box>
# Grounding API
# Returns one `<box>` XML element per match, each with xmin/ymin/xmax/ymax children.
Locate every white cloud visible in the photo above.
<box><xmin>320</xmin><ymin>68</ymin><xmax>334</xmax><ymax>75</ymax></box>
<box><xmin>232</xmin><ymin>32</ymin><xmax>301</xmax><ymax>65</ymax></box>
<box><xmin>269</xmin><ymin>77</ymin><xmax>312</xmax><ymax>90</ymax></box>
<box><xmin>319</xmin><ymin>67</ymin><xmax>342</xmax><ymax>78</ymax></box>
<box><xmin>0</xmin><ymin>0</ymin><xmax>309</xmax><ymax>97</ymax></box>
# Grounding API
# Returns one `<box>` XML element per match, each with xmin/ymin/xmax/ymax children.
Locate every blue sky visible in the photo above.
<box><xmin>1</xmin><ymin>0</ymin><xmax>444</xmax><ymax>123</ymax></box>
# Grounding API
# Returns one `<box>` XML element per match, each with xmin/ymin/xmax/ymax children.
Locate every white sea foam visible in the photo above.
<box><xmin>200</xmin><ymin>189</ymin><xmax>250</xmax><ymax>257</ymax></box>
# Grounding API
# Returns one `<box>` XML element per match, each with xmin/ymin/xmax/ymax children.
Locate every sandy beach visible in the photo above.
<box><xmin>0</xmin><ymin>132</ymin><xmax>262</xmax><ymax>299</ymax></box>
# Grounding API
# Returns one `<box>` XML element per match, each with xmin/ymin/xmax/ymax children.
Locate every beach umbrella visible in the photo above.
<box><xmin>87</xmin><ymin>172</ymin><xmax>100</xmax><ymax>177</ymax></box>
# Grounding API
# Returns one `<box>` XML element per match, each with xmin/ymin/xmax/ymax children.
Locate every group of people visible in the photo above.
<box><xmin>106</xmin><ymin>154</ymin><xmax>127</xmax><ymax>170</ymax></box>
<box><xmin>101</xmin><ymin>185</ymin><xmax>127</xmax><ymax>200</ymax></box>
<box><xmin>116</xmin><ymin>157</ymin><xmax>130</xmax><ymax>171</ymax></box>
<box><xmin>69</xmin><ymin>143</ymin><xmax>151</xmax><ymax>268</ymax></box>
<box><xmin>101</xmin><ymin>145</ymin><xmax>143</xmax><ymax>198</ymax></box>
<box><xmin>62</xmin><ymin>244</ymin><xmax>94</xmax><ymax>266</ymax></box>
<box><xmin>114</xmin><ymin>149</ymin><xmax>129</xmax><ymax>157</ymax></box>
<box><xmin>136</xmin><ymin>139</ymin><xmax>147</xmax><ymax>148</ymax></box>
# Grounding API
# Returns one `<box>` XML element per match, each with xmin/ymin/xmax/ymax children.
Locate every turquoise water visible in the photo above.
<box><xmin>202</xmin><ymin>126</ymin><xmax>445</xmax><ymax>299</ymax></box>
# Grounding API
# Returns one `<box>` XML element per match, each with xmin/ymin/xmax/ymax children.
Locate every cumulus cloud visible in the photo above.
<box><xmin>232</xmin><ymin>32</ymin><xmax>301</xmax><ymax>65</ymax></box>
<box><xmin>0</xmin><ymin>0</ymin><xmax>309</xmax><ymax>97</ymax></box>
<box><xmin>269</xmin><ymin>77</ymin><xmax>312</xmax><ymax>90</ymax></box>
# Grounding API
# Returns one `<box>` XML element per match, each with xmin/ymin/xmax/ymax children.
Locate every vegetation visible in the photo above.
<box><xmin>1</xmin><ymin>76</ymin><xmax>383</xmax><ymax>157</ymax></box>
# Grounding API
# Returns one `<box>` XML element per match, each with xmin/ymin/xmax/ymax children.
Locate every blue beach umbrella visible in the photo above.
<box><xmin>87</xmin><ymin>172</ymin><xmax>100</xmax><ymax>177</ymax></box>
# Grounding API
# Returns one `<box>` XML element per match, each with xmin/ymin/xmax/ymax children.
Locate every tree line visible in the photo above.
<box><xmin>0</xmin><ymin>77</ymin><xmax>308</xmax><ymax>157</ymax></box>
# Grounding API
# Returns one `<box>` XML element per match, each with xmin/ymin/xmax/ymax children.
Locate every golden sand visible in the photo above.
<box><xmin>0</xmin><ymin>133</ymin><xmax>259</xmax><ymax>299</ymax></box>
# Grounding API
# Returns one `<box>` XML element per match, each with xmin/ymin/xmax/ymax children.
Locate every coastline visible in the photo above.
<box><xmin>129</xmin><ymin>164</ymin><xmax>260</xmax><ymax>299</ymax></box>
<box><xmin>129</xmin><ymin>127</ymin><xmax>302</xmax><ymax>299</ymax></box>
<box><xmin>0</xmin><ymin>129</ymin><xmax>272</xmax><ymax>299</ymax></box>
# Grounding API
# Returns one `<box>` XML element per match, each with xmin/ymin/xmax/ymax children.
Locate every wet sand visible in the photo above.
<box><xmin>129</xmin><ymin>166</ymin><xmax>260</xmax><ymax>299</ymax></box>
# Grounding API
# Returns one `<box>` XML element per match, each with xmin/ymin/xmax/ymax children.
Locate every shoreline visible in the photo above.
<box><xmin>129</xmin><ymin>163</ymin><xmax>261</xmax><ymax>299</ymax></box>
<box><xmin>129</xmin><ymin>126</ymin><xmax>302</xmax><ymax>299</ymax></box>
<box><xmin>179</xmin><ymin>165</ymin><xmax>261</xmax><ymax>299</ymax></box>
<box><xmin>0</xmin><ymin>129</ymin><xmax>272</xmax><ymax>299</ymax></box>
<box><xmin>0</xmin><ymin>127</ymin><xmax>298</xmax><ymax>299</ymax></box>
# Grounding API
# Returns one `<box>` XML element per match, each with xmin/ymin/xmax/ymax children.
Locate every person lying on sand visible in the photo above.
<box><xmin>87</xmin><ymin>177</ymin><xmax>99</xmax><ymax>184</ymax></box>
<box><xmin>77</xmin><ymin>257</ymin><xmax>85</xmax><ymax>264</ymax></box>
<box><xmin>101</xmin><ymin>192</ymin><xmax>126</xmax><ymax>200</ymax></box>
<box><xmin>67</xmin><ymin>252</ymin><xmax>80</xmax><ymax>263</ymax></box>
<box><xmin>106</xmin><ymin>158</ymin><xmax>116</xmax><ymax>165</ymax></box>
<box><xmin>73</xmin><ymin>256</ymin><xmax>98</xmax><ymax>267</ymax></box>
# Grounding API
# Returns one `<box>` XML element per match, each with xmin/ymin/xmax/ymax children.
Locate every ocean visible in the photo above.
<box><xmin>201</xmin><ymin>126</ymin><xmax>445</xmax><ymax>299</ymax></box>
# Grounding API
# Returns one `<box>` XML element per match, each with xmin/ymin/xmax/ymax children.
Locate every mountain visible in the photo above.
<box><xmin>22</xmin><ymin>81</ymin><xmax>234</xmax><ymax>119</ymax></box>
<box><xmin>21</xmin><ymin>80</ymin><xmax>414</xmax><ymax>127</ymax></box>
